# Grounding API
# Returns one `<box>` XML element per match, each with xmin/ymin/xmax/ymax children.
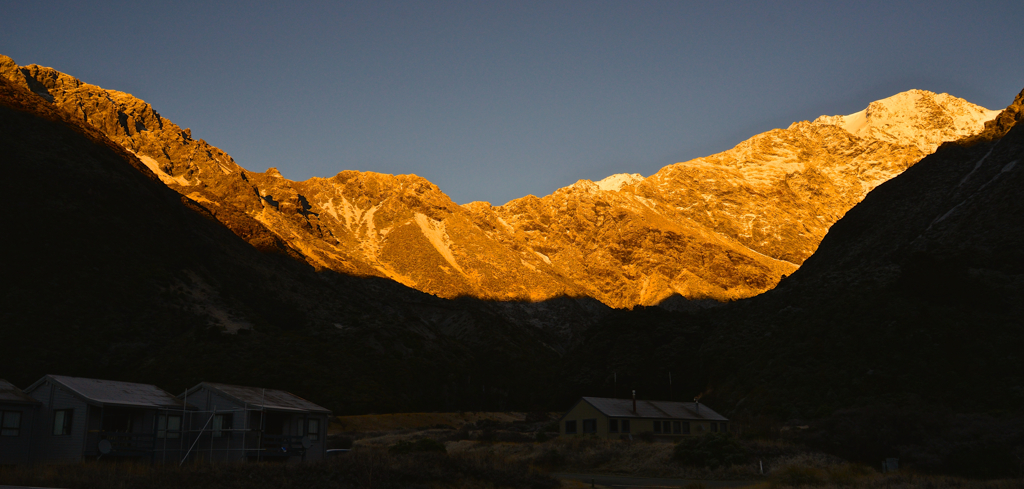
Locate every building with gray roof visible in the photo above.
<box><xmin>181</xmin><ymin>382</ymin><xmax>330</xmax><ymax>462</ymax></box>
<box><xmin>0</xmin><ymin>379</ymin><xmax>41</xmax><ymax>464</ymax></box>
<box><xmin>22</xmin><ymin>375</ymin><xmax>194</xmax><ymax>463</ymax></box>
<box><xmin>3</xmin><ymin>376</ymin><xmax>332</xmax><ymax>464</ymax></box>
<box><xmin>559</xmin><ymin>395</ymin><xmax>729</xmax><ymax>440</ymax></box>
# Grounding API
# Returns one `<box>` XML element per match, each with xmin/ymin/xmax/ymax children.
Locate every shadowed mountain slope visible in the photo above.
<box><xmin>558</xmin><ymin>87</ymin><xmax>1024</xmax><ymax>474</ymax></box>
<box><xmin>701</xmin><ymin>87</ymin><xmax>1024</xmax><ymax>417</ymax></box>
<box><xmin>0</xmin><ymin>74</ymin><xmax>608</xmax><ymax>414</ymax></box>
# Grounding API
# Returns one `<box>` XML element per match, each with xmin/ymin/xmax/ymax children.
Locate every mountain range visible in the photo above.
<box><xmin>2</xmin><ymin>53</ymin><xmax>1022</xmax><ymax>474</ymax></box>
<box><xmin>0</xmin><ymin>54</ymin><xmax>1000</xmax><ymax>307</ymax></box>
<box><xmin>0</xmin><ymin>63</ymin><xmax>609</xmax><ymax>413</ymax></box>
<box><xmin>559</xmin><ymin>87</ymin><xmax>1024</xmax><ymax>475</ymax></box>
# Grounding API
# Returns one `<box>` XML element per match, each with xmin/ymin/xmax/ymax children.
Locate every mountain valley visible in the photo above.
<box><xmin>0</xmin><ymin>54</ymin><xmax>1000</xmax><ymax>307</ymax></box>
<box><xmin>2</xmin><ymin>51</ymin><xmax>1023</xmax><ymax>474</ymax></box>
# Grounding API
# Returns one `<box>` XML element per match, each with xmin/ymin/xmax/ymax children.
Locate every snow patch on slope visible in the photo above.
<box><xmin>813</xmin><ymin>89</ymin><xmax>1000</xmax><ymax>153</ymax></box>
<box><xmin>595</xmin><ymin>173</ymin><xmax>644</xmax><ymax>191</ymax></box>
<box><xmin>414</xmin><ymin>213</ymin><xmax>464</xmax><ymax>274</ymax></box>
<box><xmin>132</xmin><ymin>151</ymin><xmax>190</xmax><ymax>186</ymax></box>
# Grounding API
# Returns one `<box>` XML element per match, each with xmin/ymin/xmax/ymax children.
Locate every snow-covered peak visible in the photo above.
<box><xmin>595</xmin><ymin>173</ymin><xmax>644</xmax><ymax>191</ymax></box>
<box><xmin>813</xmin><ymin>89</ymin><xmax>1000</xmax><ymax>153</ymax></box>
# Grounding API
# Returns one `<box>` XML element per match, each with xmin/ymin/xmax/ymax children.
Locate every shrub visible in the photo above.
<box><xmin>526</xmin><ymin>411</ymin><xmax>551</xmax><ymax>423</ymax></box>
<box><xmin>495</xmin><ymin>431</ymin><xmax>535</xmax><ymax>443</ymax></box>
<box><xmin>477</xmin><ymin>429</ymin><xmax>497</xmax><ymax>443</ymax></box>
<box><xmin>476</xmin><ymin>418</ymin><xmax>501</xmax><ymax>429</ymax></box>
<box><xmin>673</xmin><ymin>433</ymin><xmax>748</xmax><ymax>469</ymax></box>
<box><xmin>328</xmin><ymin>435</ymin><xmax>354</xmax><ymax>449</ymax></box>
<box><xmin>389</xmin><ymin>437</ymin><xmax>447</xmax><ymax>454</ymax></box>
<box><xmin>534</xmin><ymin>448</ymin><xmax>566</xmax><ymax>468</ymax></box>
<box><xmin>769</xmin><ymin>464</ymin><xmax>827</xmax><ymax>487</ymax></box>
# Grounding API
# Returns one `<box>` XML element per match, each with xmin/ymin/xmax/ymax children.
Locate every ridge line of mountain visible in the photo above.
<box><xmin>0</xmin><ymin>53</ymin><xmax>1001</xmax><ymax>308</ymax></box>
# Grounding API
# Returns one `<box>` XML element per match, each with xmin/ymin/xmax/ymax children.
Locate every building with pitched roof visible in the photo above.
<box><xmin>22</xmin><ymin>375</ymin><xmax>192</xmax><ymax>463</ymax></box>
<box><xmin>0</xmin><ymin>379</ymin><xmax>41</xmax><ymax>464</ymax></box>
<box><xmin>182</xmin><ymin>382</ymin><xmax>331</xmax><ymax>462</ymax></box>
<box><xmin>559</xmin><ymin>396</ymin><xmax>729</xmax><ymax>440</ymax></box>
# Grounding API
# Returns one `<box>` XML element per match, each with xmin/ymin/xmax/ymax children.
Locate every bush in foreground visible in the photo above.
<box><xmin>388</xmin><ymin>437</ymin><xmax>447</xmax><ymax>454</ymax></box>
<box><xmin>674</xmin><ymin>433</ymin><xmax>748</xmax><ymax>469</ymax></box>
<box><xmin>0</xmin><ymin>449</ymin><xmax>558</xmax><ymax>489</ymax></box>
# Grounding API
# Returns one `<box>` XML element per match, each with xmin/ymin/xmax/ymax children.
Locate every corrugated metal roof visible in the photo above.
<box><xmin>46</xmin><ymin>375</ymin><xmax>186</xmax><ymax>409</ymax></box>
<box><xmin>0</xmin><ymin>379</ymin><xmax>39</xmax><ymax>404</ymax></box>
<box><xmin>194</xmin><ymin>382</ymin><xmax>331</xmax><ymax>414</ymax></box>
<box><xmin>581</xmin><ymin>397</ymin><xmax>728</xmax><ymax>421</ymax></box>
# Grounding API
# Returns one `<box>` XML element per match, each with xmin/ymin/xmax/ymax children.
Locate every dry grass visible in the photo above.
<box><xmin>766</xmin><ymin>453</ymin><xmax>1024</xmax><ymax>489</ymax></box>
<box><xmin>349</xmin><ymin>428</ymin><xmax>460</xmax><ymax>449</ymax></box>
<box><xmin>6</xmin><ymin>427</ymin><xmax>1021</xmax><ymax>489</ymax></box>
<box><xmin>332</xmin><ymin>412</ymin><xmax>532</xmax><ymax>433</ymax></box>
<box><xmin>444</xmin><ymin>436</ymin><xmax>763</xmax><ymax>480</ymax></box>
<box><xmin>0</xmin><ymin>449</ymin><xmax>559</xmax><ymax>489</ymax></box>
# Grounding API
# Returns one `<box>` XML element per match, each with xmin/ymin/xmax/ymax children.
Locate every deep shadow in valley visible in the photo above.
<box><xmin>0</xmin><ymin>71</ymin><xmax>707</xmax><ymax>417</ymax></box>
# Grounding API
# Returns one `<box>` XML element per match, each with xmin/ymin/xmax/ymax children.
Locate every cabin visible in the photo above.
<box><xmin>182</xmin><ymin>382</ymin><xmax>331</xmax><ymax>462</ymax></box>
<box><xmin>0</xmin><ymin>379</ymin><xmax>41</xmax><ymax>465</ymax></box>
<box><xmin>22</xmin><ymin>375</ymin><xmax>193</xmax><ymax>463</ymax></box>
<box><xmin>559</xmin><ymin>396</ymin><xmax>729</xmax><ymax>440</ymax></box>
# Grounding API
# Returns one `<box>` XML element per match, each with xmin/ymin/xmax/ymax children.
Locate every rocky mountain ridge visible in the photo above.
<box><xmin>0</xmin><ymin>54</ymin><xmax>1000</xmax><ymax>308</ymax></box>
<box><xmin>0</xmin><ymin>71</ymin><xmax>613</xmax><ymax>413</ymax></box>
<box><xmin>558</xmin><ymin>86</ymin><xmax>1024</xmax><ymax>476</ymax></box>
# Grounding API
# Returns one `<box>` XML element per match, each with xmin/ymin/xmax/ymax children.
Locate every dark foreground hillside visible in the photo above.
<box><xmin>561</xmin><ymin>88</ymin><xmax>1024</xmax><ymax>475</ymax></box>
<box><xmin>0</xmin><ymin>74</ymin><xmax>608</xmax><ymax>414</ymax></box>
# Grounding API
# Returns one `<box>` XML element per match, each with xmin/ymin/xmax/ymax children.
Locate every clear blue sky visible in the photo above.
<box><xmin>4</xmin><ymin>1</ymin><xmax>1023</xmax><ymax>205</ymax></box>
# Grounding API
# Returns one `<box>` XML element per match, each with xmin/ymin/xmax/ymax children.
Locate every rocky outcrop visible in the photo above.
<box><xmin>960</xmin><ymin>87</ymin><xmax>1024</xmax><ymax>146</ymax></box>
<box><xmin>487</xmin><ymin>90</ymin><xmax>998</xmax><ymax>306</ymax></box>
<box><xmin>557</xmin><ymin>87</ymin><xmax>1024</xmax><ymax>475</ymax></box>
<box><xmin>0</xmin><ymin>72</ymin><xmax>610</xmax><ymax>414</ymax></box>
<box><xmin>0</xmin><ymin>54</ymin><xmax>1001</xmax><ymax>308</ymax></box>
<box><xmin>692</xmin><ymin>84</ymin><xmax>1024</xmax><ymax>420</ymax></box>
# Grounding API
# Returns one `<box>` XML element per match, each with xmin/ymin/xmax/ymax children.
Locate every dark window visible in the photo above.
<box><xmin>212</xmin><ymin>414</ymin><xmax>233</xmax><ymax>438</ymax></box>
<box><xmin>682</xmin><ymin>421</ymin><xmax>690</xmax><ymax>434</ymax></box>
<box><xmin>583</xmin><ymin>419</ymin><xmax>597</xmax><ymax>433</ymax></box>
<box><xmin>621</xmin><ymin>420</ymin><xmax>630</xmax><ymax>433</ymax></box>
<box><xmin>721</xmin><ymin>423</ymin><xmax>728</xmax><ymax>433</ymax></box>
<box><xmin>653</xmin><ymin>421</ymin><xmax>662</xmax><ymax>433</ymax></box>
<box><xmin>673</xmin><ymin>421</ymin><xmax>681</xmax><ymax>434</ymax></box>
<box><xmin>565</xmin><ymin>420</ymin><xmax>577</xmax><ymax>434</ymax></box>
<box><xmin>609</xmin><ymin>419</ymin><xmax>618</xmax><ymax>433</ymax></box>
<box><xmin>1</xmin><ymin>411</ymin><xmax>21</xmax><ymax>436</ymax></box>
<box><xmin>711</xmin><ymin>422</ymin><xmax>718</xmax><ymax>432</ymax></box>
<box><xmin>53</xmin><ymin>409</ymin><xmax>72</xmax><ymax>435</ymax></box>
<box><xmin>157</xmin><ymin>415</ymin><xmax>182</xmax><ymax>439</ymax></box>
<box><xmin>308</xmin><ymin>419</ymin><xmax>320</xmax><ymax>441</ymax></box>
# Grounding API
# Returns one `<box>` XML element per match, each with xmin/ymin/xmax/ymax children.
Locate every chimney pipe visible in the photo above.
<box><xmin>632</xmin><ymin>390</ymin><xmax>636</xmax><ymax>414</ymax></box>
<box><xmin>694</xmin><ymin>396</ymin><xmax>700</xmax><ymax>413</ymax></box>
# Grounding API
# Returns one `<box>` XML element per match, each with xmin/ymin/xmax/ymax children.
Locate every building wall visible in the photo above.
<box><xmin>560</xmin><ymin>400</ymin><xmax>611</xmax><ymax>438</ymax></box>
<box><xmin>304</xmin><ymin>414</ymin><xmax>329</xmax><ymax>461</ymax></box>
<box><xmin>560</xmin><ymin>400</ymin><xmax>729</xmax><ymax>441</ymax></box>
<box><xmin>150</xmin><ymin>408</ymin><xmax>191</xmax><ymax>465</ymax></box>
<box><xmin>184</xmin><ymin>388</ymin><xmax>250</xmax><ymax>462</ymax></box>
<box><xmin>183</xmin><ymin>387</ymin><xmax>329</xmax><ymax>462</ymax></box>
<box><xmin>83</xmin><ymin>407</ymin><xmax>163</xmax><ymax>460</ymax></box>
<box><xmin>0</xmin><ymin>401</ymin><xmax>38</xmax><ymax>465</ymax></box>
<box><xmin>27</xmin><ymin>381</ymin><xmax>91</xmax><ymax>463</ymax></box>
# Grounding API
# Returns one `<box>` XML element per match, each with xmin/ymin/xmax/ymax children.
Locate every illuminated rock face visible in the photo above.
<box><xmin>0</xmin><ymin>54</ymin><xmax>999</xmax><ymax>307</ymax></box>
